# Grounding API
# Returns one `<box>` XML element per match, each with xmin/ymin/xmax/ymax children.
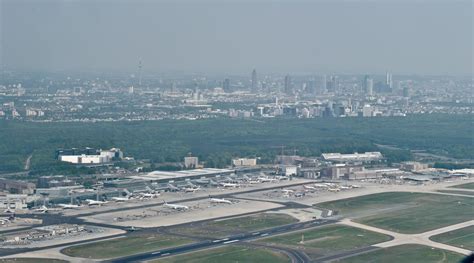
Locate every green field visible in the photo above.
<box><xmin>451</xmin><ymin>182</ymin><xmax>474</xmax><ymax>190</ymax></box>
<box><xmin>438</xmin><ymin>190</ymin><xmax>474</xmax><ymax>196</ymax></box>
<box><xmin>430</xmin><ymin>225</ymin><xmax>474</xmax><ymax>251</ymax></box>
<box><xmin>317</xmin><ymin>192</ymin><xmax>474</xmax><ymax>234</ymax></box>
<box><xmin>260</xmin><ymin>224</ymin><xmax>390</xmax><ymax>258</ymax></box>
<box><xmin>62</xmin><ymin>234</ymin><xmax>193</xmax><ymax>259</ymax></box>
<box><xmin>1</xmin><ymin>114</ymin><xmax>472</xmax><ymax>174</ymax></box>
<box><xmin>153</xmin><ymin>245</ymin><xmax>290</xmax><ymax>263</ymax></box>
<box><xmin>336</xmin><ymin>244</ymin><xmax>465</xmax><ymax>263</ymax></box>
<box><xmin>0</xmin><ymin>259</ymin><xmax>67</xmax><ymax>263</ymax></box>
<box><xmin>169</xmin><ymin>213</ymin><xmax>298</xmax><ymax>238</ymax></box>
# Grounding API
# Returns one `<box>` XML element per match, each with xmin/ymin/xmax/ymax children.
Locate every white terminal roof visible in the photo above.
<box><xmin>322</xmin><ymin>152</ymin><xmax>383</xmax><ymax>161</ymax></box>
<box><xmin>129</xmin><ymin>168</ymin><xmax>235</xmax><ymax>181</ymax></box>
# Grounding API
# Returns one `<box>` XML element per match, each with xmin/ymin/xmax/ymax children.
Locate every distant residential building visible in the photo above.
<box><xmin>400</xmin><ymin>161</ymin><xmax>429</xmax><ymax>172</ymax></box>
<box><xmin>0</xmin><ymin>194</ymin><xmax>30</xmax><ymax>211</ymax></box>
<box><xmin>37</xmin><ymin>176</ymin><xmax>75</xmax><ymax>189</ymax></box>
<box><xmin>232</xmin><ymin>158</ymin><xmax>257</xmax><ymax>167</ymax></box>
<box><xmin>184</xmin><ymin>156</ymin><xmax>199</xmax><ymax>169</ymax></box>
<box><xmin>349</xmin><ymin>168</ymin><xmax>403</xmax><ymax>180</ymax></box>
<box><xmin>0</xmin><ymin>179</ymin><xmax>36</xmax><ymax>195</ymax></box>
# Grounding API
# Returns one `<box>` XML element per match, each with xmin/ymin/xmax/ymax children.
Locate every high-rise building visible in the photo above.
<box><xmin>251</xmin><ymin>69</ymin><xmax>257</xmax><ymax>93</ymax></box>
<box><xmin>386</xmin><ymin>72</ymin><xmax>393</xmax><ymax>90</ymax></box>
<box><xmin>326</xmin><ymin>75</ymin><xmax>338</xmax><ymax>93</ymax></box>
<box><xmin>307</xmin><ymin>79</ymin><xmax>316</xmax><ymax>95</ymax></box>
<box><xmin>284</xmin><ymin>75</ymin><xmax>292</xmax><ymax>95</ymax></box>
<box><xmin>322</xmin><ymin>75</ymin><xmax>327</xmax><ymax>93</ymax></box>
<box><xmin>223</xmin><ymin>78</ymin><xmax>231</xmax><ymax>92</ymax></box>
<box><xmin>363</xmin><ymin>75</ymin><xmax>373</xmax><ymax>96</ymax></box>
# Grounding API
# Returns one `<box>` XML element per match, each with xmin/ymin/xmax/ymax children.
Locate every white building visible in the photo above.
<box><xmin>322</xmin><ymin>152</ymin><xmax>383</xmax><ymax>163</ymax></box>
<box><xmin>60</xmin><ymin>148</ymin><xmax>123</xmax><ymax>164</ymax></box>
<box><xmin>184</xmin><ymin>156</ymin><xmax>199</xmax><ymax>169</ymax></box>
<box><xmin>232</xmin><ymin>158</ymin><xmax>257</xmax><ymax>167</ymax></box>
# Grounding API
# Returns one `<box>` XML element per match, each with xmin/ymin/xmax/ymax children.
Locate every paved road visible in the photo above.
<box><xmin>107</xmin><ymin>219</ymin><xmax>336</xmax><ymax>263</ymax></box>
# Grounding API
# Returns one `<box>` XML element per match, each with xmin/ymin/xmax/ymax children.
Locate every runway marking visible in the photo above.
<box><xmin>212</xmin><ymin>239</ymin><xmax>222</xmax><ymax>243</ymax></box>
<box><xmin>252</xmin><ymin>232</ymin><xmax>260</xmax><ymax>235</ymax></box>
<box><xmin>260</xmin><ymin>233</ymin><xmax>269</xmax><ymax>237</ymax></box>
<box><xmin>151</xmin><ymin>251</ymin><xmax>161</xmax><ymax>255</ymax></box>
<box><xmin>161</xmin><ymin>253</ymin><xmax>170</xmax><ymax>256</ymax></box>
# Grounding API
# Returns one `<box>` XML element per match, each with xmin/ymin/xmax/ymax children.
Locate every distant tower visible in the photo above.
<box><xmin>386</xmin><ymin>71</ymin><xmax>392</xmax><ymax>90</ymax></box>
<box><xmin>223</xmin><ymin>78</ymin><xmax>231</xmax><ymax>93</ymax></box>
<box><xmin>284</xmin><ymin>75</ymin><xmax>292</xmax><ymax>95</ymax></box>
<box><xmin>251</xmin><ymin>69</ymin><xmax>258</xmax><ymax>93</ymax></box>
<box><xmin>364</xmin><ymin>75</ymin><xmax>373</xmax><ymax>96</ymax></box>
<box><xmin>322</xmin><ymin>75</ymin><xmax>327</xmax><ymax>93</ymax></box>
<box><xmin>138</xmin><ymin>60</ymin><xmax>143</xmax><ymax>87</ymax></box>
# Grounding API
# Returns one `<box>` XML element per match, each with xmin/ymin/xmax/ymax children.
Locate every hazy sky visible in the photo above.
<box><xmin>1</xmin><ymin>0</ymin><xmax>472</xmax><ymax>75</ymax></box>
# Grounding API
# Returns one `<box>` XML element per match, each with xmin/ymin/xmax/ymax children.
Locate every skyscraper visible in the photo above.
<box><xmin>322</xmin><ymin>75</ymin><xmax>327</xmax><ymax>93</ymax></box>
<box><xmin>284</xmin><ymin>75</ymin><xmax>292</xmax><ymax>95</ymax></box>
<box><xmin>223</xmin><ymin>78</ymin><xmax>231</xmax><ymax>93</ymax></box>
<box><xmin>251</xmin><ymin>69</ymin><xmax>257</xmax><ymax>93</ymax></box>
<box><xmin>386</xmin><ymin>72</ymin><xmax>393</xmax><ymax>90</ymax></box>
<box><xmin>364</xmin><ymin>75</ymin><xmax>373</xmax><ymax>96</ymax></box>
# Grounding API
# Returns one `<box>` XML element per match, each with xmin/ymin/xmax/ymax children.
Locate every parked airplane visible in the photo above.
<box><xmin>84</xmin><ymin>199</ymin><xmax>108</xmax><ymax>206</ymax></box>
<box><xmin>167</xmin><ymin>184</ymin><xmax>180</xmax><ymax>192</ymax></box>
<box><xmin>57</xmin><ymin>204</ymin><xmax>82</xmax><ymax>209</ymax></box>
<box><xmin>34</xmin><ymin>205</ymin><xmax>49</xmax><ymax>213</ymax></box>
<box><xmin>184</xmin><ymin>186</ymin><xmax>200</xmax><ymax>193</ymax></box>
<box><xmin>209</xmin><ymin>196</ymin><xmax>232</xmax><ymax>204</ymax></box>
<box><xmin>163</xmin><ymin>201</ymin><xmax>189</xmax><ymax>210</ymax></box>
<box><xmin>313</xmin><ymin>183</ymin><xmax>329</xmax><ymax>188</ymax></box>
<box><xmin>139</xmin><ymin>192</ymin><xmax>161</xmax><ymax>199</ymax></box>
<box><xmin>0</xmin><ymin>218</ymin><xmax>10</xmax><ymax>225</ymax></box>
<box><xmin>304</xmin><ymin>185</ymin><xmax>317</xmax><ymax>190</ymax></box>
<box><xmin>258</xmin><ymin>177</ymin><xmax>279</xmax><ymax>183</ymax></box>
<box><xmin>220</xmin><ymin>182</ymin><xmax>241</xmax><ymax>188</ymax></box>
<box><xmin>112</xmin><ymin>196</ymin><xmax>132</xmax><ymax>202</ymax></box>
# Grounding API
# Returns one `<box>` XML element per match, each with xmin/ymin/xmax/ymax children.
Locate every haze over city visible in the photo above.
<box><xmin>1</xmin><ymin>0</ymin><xmax>472</xmax><ymax>75</ymax></box>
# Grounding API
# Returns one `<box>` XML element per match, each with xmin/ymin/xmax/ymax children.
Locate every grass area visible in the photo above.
<box><xmin>170</xmin><ymin>213</ymin><xmax>298</xmax><ymax>238</ymax></box>
<box><xmin>62</xmin><ymin>234</ymin><xmax>194</xmax><ymax>259</ymax></box>
<box><xmin>335</xmin><ymin>244</ymin><xmax>465</xmax><ymax>263</ymax></box>
<box><xmin>430</xmin><ymin>225</ymin><xmax>474</xmax><ymax>251</ymax></box>
<box><xmin>213</xmin><ymin>213</ymin><xmax>298</xmax><ymax>231</ymax></box>
<box><xmin>317</xmin><ymin>192</ymin><xmax>474</xmax><ymax>234</ymax></box>
<box><xmin>451</xmin><ymin>182</ymin><xmax>474</xmax><ymax>190</ymax></box>
<box><xmin>153</xmin><ymin>245</ymin><xmax>290</xmax><ymax>263</ymax></box>
<box><xmin>261</xmin><ymin>225</ymin><xmax>390</xmax><ymax>255</ymax></box>
<box><xmin>438</xmin><ymin>190</ymin><xmax>474</xmax><ymax>196</ymax></box>
<box><xmin>0</xmin><ymin>259</ymin><xmax>67</xmax><ymax>263</ymax></box>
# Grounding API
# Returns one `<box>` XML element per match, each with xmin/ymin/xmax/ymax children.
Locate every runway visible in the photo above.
<box><xmin>107</xmin><ymin>219</ymin><xmax>336</xmax><ymax>263</ymax></box>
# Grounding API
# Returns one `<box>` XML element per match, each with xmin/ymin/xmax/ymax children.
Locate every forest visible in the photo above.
<box><xmin>0</xmin><ymin>114</ymin><xmax>472</xmax><ymax>175</ymax></box>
